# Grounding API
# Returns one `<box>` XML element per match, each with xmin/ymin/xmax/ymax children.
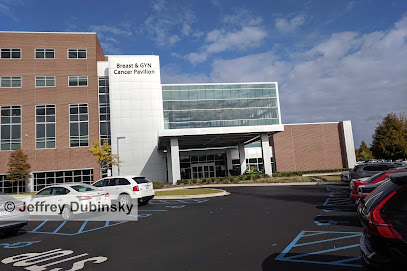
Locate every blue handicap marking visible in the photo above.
<box><xmin>314</xmin><ymin>220</ymin><xmax>338</xmax><ymax>226</ymax></box>
<box><xmin>166</xmin><ymin>205</ymin><xmax>185</xmax><ymax>209</ymax></box>
<box><xmin>0</xmin><ymin>240</ymin><xmax>41</xmax><ymax>248</ymax></box>
<box><xmin>150</xmin><ymin>199</ymin><xmax>208</xmax><ymax>205</ymax></box>
<box><xmin>23</xmin><ymin>220</ymin><xmax>128</xmax><ymax>236</ymax></box>
<box><xmin>276</xmin><ymin>230</ymin><xmax>363</xmax><ymax>268</ymax></box>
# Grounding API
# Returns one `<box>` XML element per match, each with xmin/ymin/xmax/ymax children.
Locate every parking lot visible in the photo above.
<box><xmin>0</xmin><ymin>182</ymin><xmax>362</xmax><ymax>271</ymax></box>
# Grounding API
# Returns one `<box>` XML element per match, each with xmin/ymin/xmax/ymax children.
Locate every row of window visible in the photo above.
<box><xmin>0</xmin><ymin>104</ymin><xmax>89</xmax><ymax>151</ymax></box>
<box><xmin>0</xmin><ymin>48</ymin><xmax>87</xmax><ymax>59</ymax></box>
<box><xmin>0</xmin><ymin>76</ymin><xmax>88</xmax><ymax>88</ymax></box>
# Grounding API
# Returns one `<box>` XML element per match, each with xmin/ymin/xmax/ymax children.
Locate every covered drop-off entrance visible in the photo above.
<box><xmin>158</xmin><ymin>125</ymin><xmax>284</xmax><ymax>184</ymax></box>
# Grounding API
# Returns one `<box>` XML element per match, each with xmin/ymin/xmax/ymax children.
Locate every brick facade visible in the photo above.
<box><xmin>0</xmin><ymin>32</ymin><xmax>103</xmax><ymax>180</ymax></box>
<box><xmin>271</xmin><ymin>122</ymin><xmax>346</xmax><ymax>172</ymax></box>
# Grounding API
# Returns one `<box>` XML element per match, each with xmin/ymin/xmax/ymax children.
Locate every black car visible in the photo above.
<box><xmin>357</xmin><ymin>171</ymin><xmax>407</xmax><ymax>270</ymax></box>
<box><xmin>350</xmin><ymin>162</ymin><xmax>400</xmax><ymax>180</ymax></box>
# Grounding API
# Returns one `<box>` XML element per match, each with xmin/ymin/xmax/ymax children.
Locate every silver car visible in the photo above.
<box><xmin>0</xmin><ymin>193</ymin><xmax>29</xmax><ymax>237</ymax></box>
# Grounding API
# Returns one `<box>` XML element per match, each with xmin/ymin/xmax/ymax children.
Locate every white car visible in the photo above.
<box><xmin>92</xmin><ymin>176</ymin><xmax>155</xmax><ymax>206</ymax></box>
<box><xmin>27</xmin><ymin>183</ymin><xmax>110</xmax><ymax>219</ymax></box>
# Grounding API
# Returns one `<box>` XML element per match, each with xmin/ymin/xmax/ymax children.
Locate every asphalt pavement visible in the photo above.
<box><xmin>0</xmin><ymin>183</ymin><xmax>362</xmax><ymax>271</ymax></box>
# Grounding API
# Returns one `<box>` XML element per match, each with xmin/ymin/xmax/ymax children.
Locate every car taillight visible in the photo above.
<box><xmin>104</xmin><ymin>193</ymin><xmax>109</xmax><ymax>197</ymax></box>
<box><xmin>76</xmin><ymin>196</ymin><xmax>92</xmax><ymax>201</ymax></box>
<box><xmin>133</xmin><ymin>186</ymin><xmax>139</xmax><ymax>192</ymax></box>
<box><xmin>368</xmin><ymin>190</ymin><xmax>404</xmax><ymax>240</ymax></box>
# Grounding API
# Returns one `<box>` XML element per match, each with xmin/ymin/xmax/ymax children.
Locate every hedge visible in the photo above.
<box><xmin>272</xmin><ymin>168</ymin><xmax>350</xmax><ymax>177</ymax></box>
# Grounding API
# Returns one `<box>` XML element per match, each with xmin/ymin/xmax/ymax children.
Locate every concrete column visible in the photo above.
<box><xmin>226</xmin><ymin>149</ymin><xmax>233</xmax><ymax>176</ymax></box>
<box><xmin>26</xmin><ymin>175</ymin><xmax>34</xmax><ymax>192</ymax></box>
<box><xmin>261</xmin><ymin>133</ymin><xmax>273</xmax><ymax>176</ymax></box>
<box><xmin>341</xmin><ymin>121</ymin><xmax>357</xmax><ymax>168</ymax></box>
<box><xmin>169</xmin><ymin>137</ymin><xmax>181</xmax><ymax>184</ymax></box>
<box><xmin>238</xmin><ymin>143</ymin><xmax>246</xmax><ymax>175</ymax></box>
<box><xmin>166</xmin><ymin>147</ymin><xmax>172</xmax><ymax>184</ymax></box>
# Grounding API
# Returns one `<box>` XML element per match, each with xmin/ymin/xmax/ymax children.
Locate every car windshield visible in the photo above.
<box><xmin>70</xmin><ymin>185</ymin><xmax>96</xmax><ymax>192</ymax></box>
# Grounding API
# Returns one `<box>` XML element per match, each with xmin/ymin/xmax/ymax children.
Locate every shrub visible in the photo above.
<box><xmin>272</xmin><ymin>168</ymin><xmax>350</xmax><ymax>177</ymax></box>
<box><xmin>153</xmin><ymin>181</ymin><xmax>165</xmax><ymax>189</ymax></box>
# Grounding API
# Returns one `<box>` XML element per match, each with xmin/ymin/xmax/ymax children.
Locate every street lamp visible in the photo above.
<box><xmin>117</xmin><ymin>136</ymin><xmax>125</xmax><ymax>176</ymax></box>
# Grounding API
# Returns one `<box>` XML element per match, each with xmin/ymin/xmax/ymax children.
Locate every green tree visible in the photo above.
<box><xmin>371</xmin><ymin>113</ymin><xmax>407</xmax><ymax>160</ymax></box>
<box><xmin>89</xmin><ymin>139</ymin><xmax>120</xmax><ymax>179</ymax></box>
<box><xmin>355</xmin><ymin>141</ymin><xmax>374</xmax><ymax>161</ymax></box>
<box><xmin>6</xmin><ymin>148</ymin><xmax>31</xmax><ymax>194</ymax></box>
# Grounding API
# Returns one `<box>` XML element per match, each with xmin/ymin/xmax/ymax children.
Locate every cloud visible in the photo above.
<box><xmin>223</xmin><ymin>8</ymin><xmax>263</xmax><ymax>27</ymax></box>
<box><xmin>88</xmin><ymin>24</ymin><xmax>133</xmax><ymax>54</ymax></box>
<box><xmin>0</xmin><ymin>0</ymin><xmax>24</xmax><ymax>21</ymax></box>
<box><xmin>185</xmin><ymin>26</ymin><xmax>267</xmax><ymax>64</ymax></box>
<box><xmin>275</xmin><ymin>15</ymin><xmax>306</xmax><ymax>32</ymax></box>
<box><xmin>142</xmin><ymin>0</ymin><xmax>196</xmax><ymax>47</ymax></box>
<box><xmin>165</xmin><ymin>14</ymin><xmax>407</xmax><ymax>146</ymax></box>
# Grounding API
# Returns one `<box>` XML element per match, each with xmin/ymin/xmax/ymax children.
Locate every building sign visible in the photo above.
<box><xmin>113</xmin><ymin>63</ymin><xmax>155</xmax><ymax>75</ymax></box>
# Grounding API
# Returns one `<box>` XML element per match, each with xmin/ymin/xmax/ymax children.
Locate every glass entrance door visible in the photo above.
<box><xmin>191</xmin><ymin>163</ymin><xmax>216</xmax><ymax>179</ymax></box>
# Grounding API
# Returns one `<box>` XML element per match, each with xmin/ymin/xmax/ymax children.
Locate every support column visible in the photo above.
<box><xmin>26</xmin><ymin>175</ymin><xmax>34</xmax><ymax>192</ymax></box>
<box><xmin>238</xmin><ymin>143</ymin><xmax>246</xmax><ymax>175</ymax></box>
<box><xmin>169</xmin><ymin>137</ymin><xmax>181</xmax><ymax>185</ymax></box>
<box><xmin>226</xmin><ymin>149</ymin><xmax>233</xmax><ymax>176</ymax></box>
<box><xmin>166</xmin><ymin>147</ymin><xmax>172</xmax><ymax>184</ymax></box>
<box><xmin>261</xmin><ymin>133</ymin><xmax>273</xmax><ymax>176</ymax></box>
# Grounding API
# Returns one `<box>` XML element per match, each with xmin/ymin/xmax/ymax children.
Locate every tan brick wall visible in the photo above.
<box><xmin>271</xmin><ymin>123</ymin><xmax>345</xmax><ymax>172</ymax></box>
<box><xmin>0</xmin><ymin>32</ymin><xmax>105</xmax><ymax>180</ymax></box>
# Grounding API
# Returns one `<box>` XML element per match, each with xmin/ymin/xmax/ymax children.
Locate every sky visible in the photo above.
<box><xmin>1</xmin><ymin>0</ymin><xmax>406</xmax><ymax>147</ymax></box>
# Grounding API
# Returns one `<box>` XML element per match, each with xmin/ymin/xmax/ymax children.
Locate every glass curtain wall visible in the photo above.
<box><xmin>162</xmin><ymin>83</ymin><xmax>279</xmax><ymax>129</ymax></box>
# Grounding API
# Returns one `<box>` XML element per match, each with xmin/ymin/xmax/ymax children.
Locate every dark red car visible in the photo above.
<box><xmin>357</xmin><ymin>171</ymin><xmax>407</xmax><ymax>269</ymax></box>
<box><xmin>350</xmin><ymin>169</ymin><xmax>407</xmax><ymax>203</ymax></box>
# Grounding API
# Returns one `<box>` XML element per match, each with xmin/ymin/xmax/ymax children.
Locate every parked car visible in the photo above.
<box><xmin>350</xmin><ymin>169</ymin><xmax>407</xmax><ymax>202</ymax></box>
<box><xmin>0</xmin><ymin>193</ymin><xmax>29</xmax><ymax>237</ymax></box>
<box><xmin>357</xmin><ymin>179</ymin><xmax>389</xmax><ymax>201</ymax></box>
<box><xmin>357</xmin><ymin>171</ymin><xmax>407</xmax><ymax>270</ymax></box>
<box><xmin>341</xmin><ymin>171</ymin><xmax>351</xmax><ymax>183</ymax></box>
<box><xmin>93</xmin><ymin>176</ymin><xmax>155</xmax><ymax>206</ymax></box>
<box><xmin>350</xmin><ymin>162</ymin><xmax>400</xmax><ymax>180</ymax></box>
<box><xmin>27</xmin><ymin>183</ymin><xmax>110</xmax><ymax>219</ymax></box>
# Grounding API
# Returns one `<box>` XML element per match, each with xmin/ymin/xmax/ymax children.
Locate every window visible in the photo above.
<box><xmin>69</xmin><ymin>104</ymin><xmax>88</xmax><ymax>147</ymax></box>
<box><xmin>1</xmin><ymin>77</ymin><xmax>21</xmax><ymax>88</ymax></box>
<box><xmin>36</xmin><ymin>105</ymin><xmax>56</xmax><ymax>149</ymax></box>
<box><xmin>98</xmin><ymin>76</ymin><xmax>111</xmax><ymax>145</ymax></box>
<box><xmin>1</xmin><ymin>106</ymin><xmax>21</xmax><ymax>151</ymax></box>
<box><xmin>115</xmin><ymin>178</ymin><xmax>131</xmax><ymax>185</ymax></box>
<box><xmin>68</xmin><ymin>49</ymin><xmax>87</xmax><ymax>59</ymax></box>
<box><xmin>68</xmin><ymin>76</ymin><xmax>87</xmax><ymax>87</ymax></box>
<box><xmin>1</xmin><ymin>48</ymin><xmax>21</xmax><ymax>59</ymax></box>
<box><xmin>33</xmin><ymin>169</ymin><xmax>93</xmax><ymax>191</ymax></box>
<box><xmin>0</xmin><ymin>174</ymin><xmax>25</xmax><ymax>193</ymax></box>
<box><xmin>35</xmin><ymin>49</ymin><xmax>55</xmax><ymax>59</ymax></box>
<box><xmin>35</xmin><ymin>76</ymin><xmax>55</xmax><ymax>87</ymax></box>
<box><xmin>36</xmin><ymin>187</ymin><xmax>53</xmax><ymax>196</ymax></box>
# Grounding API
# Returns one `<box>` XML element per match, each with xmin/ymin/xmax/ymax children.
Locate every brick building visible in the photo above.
<box><xmin>0</xmin><ymin>31</ymin><xmax>356</xmax><ymax>193</ymax></box>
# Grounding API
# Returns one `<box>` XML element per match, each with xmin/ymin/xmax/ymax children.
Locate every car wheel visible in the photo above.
<box><xmin>118</xmin><ymin>194</ymin><xmax>131</xmax><ymax>207</ymax></box>
<box><xmin>61</xmin><ymin>205</ymin><xmax>73</xmax><ymax>220</ymax></box>
<box><xmin>138</xmin><ymin>198</ymin><xmax>149</xmax><ymax>206</ymax></box>
<box><xmin>7</xmin><ymin>227</ymin><xmax>20</xmax><ymax>236</ymax></box>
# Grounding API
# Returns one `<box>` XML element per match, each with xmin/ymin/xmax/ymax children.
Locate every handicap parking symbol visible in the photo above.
<box><xmin>0</xmin><ymin>241</ymin><xmax>41</xmax><ymax>248</ymax></box>
<box><xmin>276</xmin><ymin>230</ymin><xmax>362</xmax><ymax>268</ymax></box>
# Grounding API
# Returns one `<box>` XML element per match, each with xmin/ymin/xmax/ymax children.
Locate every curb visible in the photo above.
<box><xmin>155</xmin><ymin>189</ymin><xmax>230</xmax><ymax>199</ymax></box>
<box><xmin>156</xmin><ymin>182</ymin><xmax>318</xmax><ymax>191</ymax></box>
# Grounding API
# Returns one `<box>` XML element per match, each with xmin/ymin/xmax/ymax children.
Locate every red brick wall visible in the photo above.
<box><xmin>0</xmin><ymin>32</ymin><xmax>104</xmax><ymax>180</ymax></box>
<box><xmin>271</xmin><ymin>123</ymin><xmax>345</xmax><ymax>172</ymax></box>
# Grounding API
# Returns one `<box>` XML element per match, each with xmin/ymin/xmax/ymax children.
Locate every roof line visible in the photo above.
<box><xmin>0</xmin><ymin>31</ymin><xmax>96</xmax><ymax>34</ymax></box>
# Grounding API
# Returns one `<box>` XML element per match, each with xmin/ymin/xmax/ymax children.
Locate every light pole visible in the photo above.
<box><xmin>117</xmin><ymin>136</ymin><xmax>125</xmax><ymax>176</ymax></box>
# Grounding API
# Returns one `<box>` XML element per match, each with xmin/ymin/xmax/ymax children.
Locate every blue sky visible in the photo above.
<box><xmin>1</xmin><ymin>0</ymin><xmax>406</xmax><ymax>148</ymax></box>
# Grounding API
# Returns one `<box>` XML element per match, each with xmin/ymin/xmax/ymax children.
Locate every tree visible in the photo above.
<box><xmin>355</xmin><ymin>141</ymin><xmax>374</xmax><ymax>161</ymax></box>
<box><xmin>89</xmin><ymin>139</ymin><xmax>120</xmax><ymax>179</ymax></box>
<box><xmin>6</xmin><ymin>148</ymin><xmax>31</xmax><ymax>194</ymax></box>
<box><xmin>371</xmin><ymin>113</ymin><xmax>407</xmax><ymax>160</ymax></box>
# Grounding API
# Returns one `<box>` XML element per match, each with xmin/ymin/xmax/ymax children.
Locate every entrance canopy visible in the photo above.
<box><xmin>158</xmin><ymin>125</ymin><xmax>284</xmax><ymax>150</ymax></box>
